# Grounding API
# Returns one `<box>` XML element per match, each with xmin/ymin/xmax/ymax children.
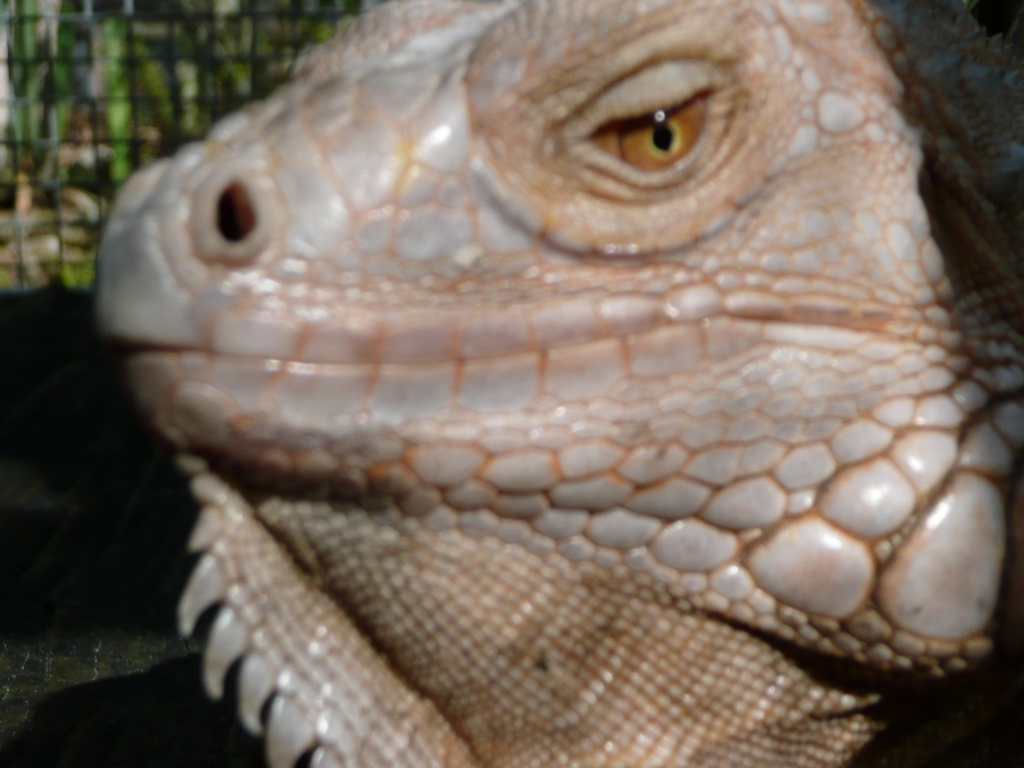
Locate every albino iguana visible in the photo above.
<box><xmin>94</xmin><ymin>0</ymin><xmax>1024</xmax><ymax>765</ymax></box>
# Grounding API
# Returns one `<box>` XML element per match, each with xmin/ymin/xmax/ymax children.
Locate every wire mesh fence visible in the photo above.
<box><xmin>0</xmin><ymin>0</ymin><xmax>361</xmax><ymax>289</ymax></box>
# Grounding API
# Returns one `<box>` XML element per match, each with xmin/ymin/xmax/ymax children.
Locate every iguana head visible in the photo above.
<box><xmin>94</xmin><ymin>0</ymin><xmax>1024</xmax><ymax>766</ymax></box>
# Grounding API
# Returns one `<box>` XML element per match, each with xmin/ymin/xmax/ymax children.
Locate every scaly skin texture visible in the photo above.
<box><xmin>95</xmin><ymin>0</ymin><xmax>1024</xmax><ymax>766</ymax></box>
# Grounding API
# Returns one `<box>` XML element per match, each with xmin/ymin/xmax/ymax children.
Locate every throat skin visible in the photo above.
<box><xmin>255</xmin><ymin>496</ymin><xmax>884</xmax><ymax>768</ymax></box>
<box><xmin>95</xmin><ymin>0</ymin><xmax>1024</xmax><ymax>765</ymax></box>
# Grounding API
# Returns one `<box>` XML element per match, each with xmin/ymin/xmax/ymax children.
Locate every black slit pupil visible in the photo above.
<box><xmin>652</xmin><ymin>124</ymin><xmax>674</xmax><ymax>152</ymax></box>
<box><xmin>217</xmin><ymin>182</ymin><xmax>257</xmax><ymax>242</ymax></box>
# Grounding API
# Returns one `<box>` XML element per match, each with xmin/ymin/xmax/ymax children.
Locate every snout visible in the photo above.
<box><xmin>94</xmin><ymin>156</ymin><xmax>202</xmax><ymax>349</ymax></box>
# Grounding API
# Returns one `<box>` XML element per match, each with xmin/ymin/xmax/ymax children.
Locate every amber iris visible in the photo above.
<box><xmin>592</xmin><ymin>95</ymin><xmax>707</xmax><ymax>171</ymax></box>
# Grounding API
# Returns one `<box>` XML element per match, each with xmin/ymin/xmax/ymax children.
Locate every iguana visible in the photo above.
<box><xmin>93</xmin><ymin>0</ymin><xmax>1024</xmax><ymax>765</ymax></box>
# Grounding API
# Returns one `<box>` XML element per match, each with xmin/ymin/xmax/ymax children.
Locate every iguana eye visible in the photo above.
<box><xmin>591</xmin><ymin>94</ymin><xmax>708</xmax><ymax>171</ymax></box>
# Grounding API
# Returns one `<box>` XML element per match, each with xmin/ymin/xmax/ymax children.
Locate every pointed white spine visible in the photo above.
<box><xmin>188</xmin><ymin>505</ymin><xmax>223</xmax><ymax>552</ymax></box>
<box><xmin>238</xmin><ymin>653</ymin><xmax>275</xmax><ymax>735</ymax></box>
<box><xmin>203</xmin><ymin>605</ymin><xmax>249</xmax><ymax>699</ymax></box>
<box><xmin>178</xmin><ymin>553</ymin><xmax>226</xmax><ymax>636</ymax></box>
<box><xmin>266</xmin><ymin>696</ymin><xmax>317</xmax><ymax>768</ymax></box>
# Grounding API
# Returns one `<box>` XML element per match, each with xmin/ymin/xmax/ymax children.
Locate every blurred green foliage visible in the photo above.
<box><xmin>0</xmin><ymin>0</ymin><xmax>359</xmax><ymax>289</ymax></box>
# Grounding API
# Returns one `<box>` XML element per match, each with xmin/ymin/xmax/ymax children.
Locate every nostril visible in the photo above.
<box><xmin>217</xmin><ymin>181</ymin><xmax>257</xmax><ymax>242</ymax></box>
<box><xmin>194</xmin><ymin>169</ymin><xmax>274</xmax><ymax>263</ymax></box>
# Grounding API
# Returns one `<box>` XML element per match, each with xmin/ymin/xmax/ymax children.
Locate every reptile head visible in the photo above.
<box><xmin>95</xmin><ymin>0</ymin><xmax>1024</xmax><ymax>766</ymax></box>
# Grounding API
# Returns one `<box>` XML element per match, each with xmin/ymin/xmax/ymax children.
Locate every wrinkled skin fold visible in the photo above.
<box><xmin>95</xmin><ymin>0</ymin><xmax>1024</xmax><ymax>765</ymax></box>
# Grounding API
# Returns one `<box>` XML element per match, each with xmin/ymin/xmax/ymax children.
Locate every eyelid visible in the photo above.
<box><xmin>563</xmin><ymin>59</ymin><xmax>728</xmax><ymax>141</ymax></box>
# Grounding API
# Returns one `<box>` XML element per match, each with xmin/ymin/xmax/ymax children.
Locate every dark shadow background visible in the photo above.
<box><xmin>0</xmin><ymin>287</ymin><xmax>265</xmax><ymax>767</ymax></box>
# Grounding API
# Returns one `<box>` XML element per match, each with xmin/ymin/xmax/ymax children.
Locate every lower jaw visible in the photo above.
<box><xmin>115</xmin><ymin>312</ymin><xmax>781</xmax><ymax>460</ymax></box>
<box><xmin>121</xmin><ymin>348</ymin><xmax>1014</xmax><ymax>680</ymax></box>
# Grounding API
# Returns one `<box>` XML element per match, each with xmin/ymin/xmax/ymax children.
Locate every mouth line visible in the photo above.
<box><xmin>98</xmin><ymin>266</ymin><xmax>923</xmax><ymax>375</ymax></box>
<box><xmin>106</xmin><ymin>306</ymin><xmax>908</xmax><ymax>372</ymax></box>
